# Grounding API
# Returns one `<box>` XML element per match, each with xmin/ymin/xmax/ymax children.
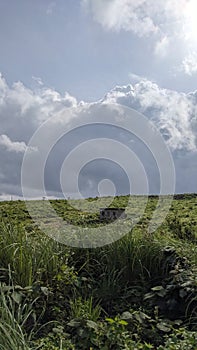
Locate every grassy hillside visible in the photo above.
<box><xmin>0</xmin><ymin>195</ymin><xmax>197</xmax><ymax>349</ymax></box>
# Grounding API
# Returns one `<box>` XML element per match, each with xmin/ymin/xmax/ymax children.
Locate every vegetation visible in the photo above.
<box><xmin>0</xmin><ymin>194</ymin><xmax>197</xmax><ymax>349</ymax></box>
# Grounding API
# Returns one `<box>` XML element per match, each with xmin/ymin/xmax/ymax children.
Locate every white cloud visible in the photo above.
<box><xmin>83</xmin><ymin>0</ymin><xmax>197</xmax><ymax>65</ymax></box>
<box><xmin>83</xmin><ymin>0</ymin><xmax>159</xmax><ymax>36</ymax></box>
<box><xmin>32</xmin><ymin>76</ymin><xmax>44</xmax><ymax>86</ymax></box>
<box><xmin>0</xmin><ymin>134</ymin><xmax>36</xmax><ymax>153</ymax></box>
<box><xmin>83</xmin><ymin>0</ymin><xmax>187</xmax><ymax>37</ymax></box>
<box><xmin>129</xmin><ymin>73</ymin><xmax>147</xmax><ymax>83</ymax></box>
<box><xmin>154</xmin><ymin>36</ymin><xmax>169</xmax><ymax>57</ymax></box>
<box><xmin>0</xmin><ymin>74</ymin><xmax>79</xmax><ymax>198</ymax></box>
<box><xmin>102</xmin><ymin>81</ymin><xmax>196</xmax><ymax>151</ymax></box>
<box><xmin>181</xmin><ymin>52</ymin><xmax>197</xmax><ymax>75</ymax></box>
<box><xmin>0</xmin><ymin>75</ymin><xmax>77</xmax><ymax>130</ymax></box>
<box><xmin>0</xmin><ymin>73</ymin><xmax>197</xmax><ymax>198</ymax></box>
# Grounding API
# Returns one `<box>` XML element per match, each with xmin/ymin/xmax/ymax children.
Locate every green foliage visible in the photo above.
<box><xmin>167</xmin><ymin>214</ymin><xmax>196</xmax><ymax>242</ymax></box>
<box><xmin>0</xmin><ymin>282</ymin><xmax>32</xmax><ymax>350</ymax></box>
<box><xmin>0</xmin><ymin>195</ymin><xmax>197</xmax><ymax>348</ymax></box>
<box><xmin>69</xmin><ymin>296</ymin><xmax>102</xmax><ymax>321</ymax></box>
<box><xmin>33</xmin><ymin>326</ymin><xmax>75</xmax><ymax>350</ymax></box>
<box><xmin>158</xmin><ymin>328</ymin><xmax>197</xmax><ymax>350</ymax></box>
<box><xmin>144</xmin><ymin>247</ymin><xmax>197</xmax><ymax>323</ymax></box>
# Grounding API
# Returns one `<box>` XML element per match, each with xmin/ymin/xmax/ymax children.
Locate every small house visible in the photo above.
<box><xmin>100</xmin><ymin>208</ymin><xmax>126</xmax><ymax>221</ymax></box>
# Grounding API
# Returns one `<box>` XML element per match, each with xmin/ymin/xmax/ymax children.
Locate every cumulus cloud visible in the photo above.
<box><xmin>83</xmin><ymin>0</ymin><xmax>187</xmax><ymax>36</ymax></box>
<box><xmin>83</xmin><ymin>0</ymin><xmax>159</xmax><ymax>36</ymax></box>
<box><xmin>181</xmin><ymin>52</ymin><xmax>197</xmax><ymax>76</ymax></box>
<box><xmin>102</xmin><ymin>81</ymin><xmax>196</xmax><ymax>151</ymax></box>
<box><xmin>0</xmin><ymin>134</ymin><xmax>32</xmax><ymax>153</ymax></box>
<box><xmin>83</xmin><ymin>0</ymin><xmax>197</xmax><ymax>68</ymax></box>
<box><xmin>0</xmin><ymin>74</ymin><xmax>78</xmax><ymax>198</ymax></box>
<box><xmin>0</xmin><ymin>73</ymin><xmax>77</xmax><ymax>138</ymax></box>
<box><xmin>0</xmin><ymin>74</ymin><xmax>197</xmax><ymax>198</ymax></box>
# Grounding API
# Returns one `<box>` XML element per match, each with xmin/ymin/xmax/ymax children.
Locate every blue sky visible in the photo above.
<box><xmin>1</xmin><ymin>0</ymin><xmax>197</xmax><ymax>101</ymax></box>
<box><xmin>0</xmin><ymin>0</ymin><xmax>197</xmax><ymax>199</ymax></box>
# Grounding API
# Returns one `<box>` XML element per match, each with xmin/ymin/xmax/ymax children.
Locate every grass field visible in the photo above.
<box><xmin>0</xmin><ymin>194</ymin><xmax>197</xmax><ymax>349</ymax></box>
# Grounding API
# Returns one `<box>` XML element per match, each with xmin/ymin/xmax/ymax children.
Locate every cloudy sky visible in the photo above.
<box><xmin>0</xmin><ymin>0</ymin><xmax>197</xmax><ymax>200</ymax></box>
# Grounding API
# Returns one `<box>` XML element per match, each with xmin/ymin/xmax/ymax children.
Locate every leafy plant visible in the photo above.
<box><xmin>0</xmin><ymin>196</ymin><xmax>197</xmax><ymax>349</ymax></box>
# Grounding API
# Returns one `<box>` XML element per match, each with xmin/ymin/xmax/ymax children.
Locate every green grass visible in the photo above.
<box><xmin>0</xmin><ymin>194</ymin><xmax>197</xmax><ymax>349</ymax></box>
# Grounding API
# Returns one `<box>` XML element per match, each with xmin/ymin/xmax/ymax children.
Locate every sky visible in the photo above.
<box><xmin>0</xmin><ymin>0</ymin><xmax>197</xmax><ymax>200</ymax></box>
